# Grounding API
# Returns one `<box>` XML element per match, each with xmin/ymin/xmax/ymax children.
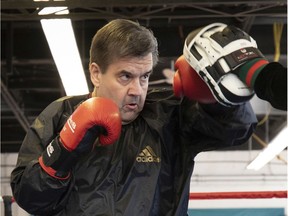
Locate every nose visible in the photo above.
<box><xmin>128</xmin><ymin>79</ymin><xmax>143</xmax><ymax>96</ymax></box>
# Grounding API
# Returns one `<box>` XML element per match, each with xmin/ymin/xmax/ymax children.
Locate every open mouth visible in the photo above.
<box><xmin>125</xmin><ymin>103</ymin><xmax>137</xmax><ymax>110</ymax></box>
<box><xmin>129</xmin><ymin>103</ymin><xmax>137</xmax><ymax>108</ymax></box>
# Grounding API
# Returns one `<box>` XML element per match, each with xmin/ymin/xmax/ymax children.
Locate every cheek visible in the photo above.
<box><xmin>99</xmin><ymin>78</ymin><xmax>122</xmax><ymax>96</ymax></box>
<box><xmin>110</xmin><ymin>89</ymin><xmax>127</xmax><ymax>106</ymax></box>
<box><xmin>142</xmin><ymin>85</ymin><xmax>148</xmax><ymax>96</ymax></box>
<box><xmin>139</xmin><ymin>88</ymin><xmax>148</xmax><ymax>105</ymax></box>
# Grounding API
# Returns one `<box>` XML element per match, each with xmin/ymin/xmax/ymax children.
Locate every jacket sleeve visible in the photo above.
<box><xmin>10</xmin><ymin>97</ymin><xmax>77</xmax><ymax>215</ymax></box>
<box><xmin>254</xmin><ymin>62</ymin><xmax>287</xmax><ymax>111</ymax></box>
<box><xmin>180</xmin><ymin>100</ymin><xmax>258</xmax><ymax>152</ymax></box>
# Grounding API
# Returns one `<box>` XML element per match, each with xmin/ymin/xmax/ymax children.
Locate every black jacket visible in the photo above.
<box><xmin>11</xmin><ymin>89</ymin><xmax>257</xmax><ymax>216</ymax></box>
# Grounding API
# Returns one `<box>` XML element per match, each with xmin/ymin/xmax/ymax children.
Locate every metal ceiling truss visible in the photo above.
<box><xmin>1</xmin><ymin>80</ymin><xmax>30</xmax><ymax>132</ymax></box>
<box><xmin>1</xmin><ymin>0</ymin><xmax>287</xmax><ymax>25</ymax></box>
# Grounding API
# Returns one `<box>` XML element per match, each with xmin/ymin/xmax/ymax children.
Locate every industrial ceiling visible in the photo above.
<box><xmin>1</xmin><ymin>0</ymin><xmax>287</xmax><ymax>152</ymax></box>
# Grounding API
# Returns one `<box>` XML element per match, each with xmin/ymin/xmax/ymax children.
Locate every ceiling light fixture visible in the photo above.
<box><xmin>247</xmin><ymin>127</ymin><xmax>288</xmax><ymax>170</ymax></box>
<box><xmin>38</xmin><ymin>6</ymin><xmax>89</xmax><ymax>96</ymax></box>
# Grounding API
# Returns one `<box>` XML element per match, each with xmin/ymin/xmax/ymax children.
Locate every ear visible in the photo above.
<box><xmin>89</xmin><ymin>62</ymin><xmax>101</xmax><ymax>88</ymax></box>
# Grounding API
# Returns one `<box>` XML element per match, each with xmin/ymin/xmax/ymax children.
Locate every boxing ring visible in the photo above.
<box><xmin>188</xmin><ymin>190</ymin><xmax>287</xmax><ymax>216</ymax></box>
<box><xmin>1</xmin><ymin>191</ymin><xmax>287</xmax><ymax>216</ymax></box>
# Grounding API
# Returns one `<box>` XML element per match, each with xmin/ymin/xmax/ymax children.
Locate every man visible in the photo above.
<box><xmin>11</xmin><ymin>19</ymin><xmax>257</xmax><ymax>216</ymax></box>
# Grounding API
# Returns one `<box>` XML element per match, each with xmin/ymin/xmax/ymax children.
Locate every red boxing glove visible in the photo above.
<box><xmin>39</xmin><ymin>97</ymin><xmax>121</xmax><ymax>179</ymax></box>
<box><xmin>60</xmin><ymin>97</ymin><xmax>121</xmax><ymax>150</ymax></box>
<box><xmin>173</xmin><ymin>55</ymin><xmax>216</xmax><ymax>104</ymax></box>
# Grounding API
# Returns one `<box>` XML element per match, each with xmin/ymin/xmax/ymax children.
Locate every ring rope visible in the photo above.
<box><xmin>189</xmin><ymin>190</ymin><xmax>288</xmax><ymax>200</ymax></box>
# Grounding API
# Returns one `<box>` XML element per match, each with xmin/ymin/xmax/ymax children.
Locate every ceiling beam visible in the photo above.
<box><xmin>1</xmin><ymin>1</ymin><xmax>286</xmax><ymax>21</ymax></box>
<box><xmin>1</xmin><ymin>0</ymin><xmax>287</xmax><ymax>8</ymax></box>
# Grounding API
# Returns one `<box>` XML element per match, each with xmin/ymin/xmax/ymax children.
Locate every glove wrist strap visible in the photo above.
<box><xmin>39</xmin><ymin>137</ymin><xmax>78</xmax><ymax>179</ymax></box>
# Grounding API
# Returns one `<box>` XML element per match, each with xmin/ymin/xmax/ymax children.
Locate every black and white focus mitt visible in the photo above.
<box><xmin>183</xmin><ymin>23</ymin><xmax>264</xmax><ymax>106</ymax></box>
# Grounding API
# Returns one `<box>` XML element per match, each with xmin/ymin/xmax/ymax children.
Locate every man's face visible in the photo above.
<box><xmin>90</xmin><ymin>53</ymin><xmax>153</xmax><ymax>125</ymax></box>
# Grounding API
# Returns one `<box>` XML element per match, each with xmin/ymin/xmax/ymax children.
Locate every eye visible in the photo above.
<box><xmin>120</xmin><ymin>73</ymin><xmax>131</xmax><ymax>81</ymax></box>
<box><xmin>142</xmin><ymin>73</ymin><xmax>150</xmax><ymax>81</ymax></box>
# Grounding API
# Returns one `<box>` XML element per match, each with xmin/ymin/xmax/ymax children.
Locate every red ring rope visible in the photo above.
<box><xmin>1</xmin><ymin>191</ymin><xmax>287</xmax><ymax>202</ymax></box>
<box><xmin>189</xmin><ymin>191</ymin><xmax>288</xmax><ymax>200</ymax></box>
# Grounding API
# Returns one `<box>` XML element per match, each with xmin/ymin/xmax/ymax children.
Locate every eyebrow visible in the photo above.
<box><xmin>118</xmin><ymin>70</ymin><xmax>153</xmax><ymax>76</ymax></box>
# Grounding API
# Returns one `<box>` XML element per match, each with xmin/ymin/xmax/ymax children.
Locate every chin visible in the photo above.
<box><xmin>121</xmin><ymin>114</ymin><xmax>139</xmax><ymax>125</ymax></box>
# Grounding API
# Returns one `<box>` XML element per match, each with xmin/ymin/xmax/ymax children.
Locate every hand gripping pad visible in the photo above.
<box><xmin>183</xmin><ymin>23</ymin><xmax>261</xmax><ymax>106</ymax></box>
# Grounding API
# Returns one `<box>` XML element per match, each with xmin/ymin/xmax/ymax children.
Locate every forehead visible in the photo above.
<box><xmin>107</xmin><ymin>54</ymin><xmax>153</xmax><ymax>74</ymax></box>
